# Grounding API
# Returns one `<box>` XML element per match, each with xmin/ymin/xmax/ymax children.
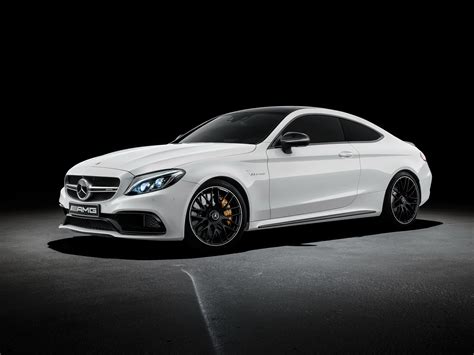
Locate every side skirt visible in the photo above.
<box><xmin>257</xmin><ymin>210</ymin><xmax>377</xmax><ymax>229</ymax></box>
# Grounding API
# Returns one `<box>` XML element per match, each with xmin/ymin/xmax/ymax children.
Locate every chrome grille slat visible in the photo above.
<box><xmin>89</xmin><ymin>186</ymin><xmax>119</xmax><ymax>192</ymax></box>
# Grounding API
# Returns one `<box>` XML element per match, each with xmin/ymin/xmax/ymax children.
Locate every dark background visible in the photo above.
<box><xmin>1</xmin><ymin>13</ymin><xmax>473</xmax><ymax>355</ymax></box>
<box><xmin>2</xmin><ymin>20</ymin><xmax>471</xmax><ymax>209</ymax></box>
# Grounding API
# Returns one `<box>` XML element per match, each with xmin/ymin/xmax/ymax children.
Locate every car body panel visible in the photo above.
<box><xmin>73</xmin><ymin>143</ymin><xmax>256</xmax><ymax>176</ymax></box>
<box><xmin>266</xmin><ymin>143</ymin><xmax>360</xmax><ymax>218</ymax></box>
<box><xmin>59</xmin><ymin>107</ymin><xmax>432</xmax><ymax>241</ymax></box>
<box><xmin>179</xmin><ymin>144</ymin><xmax>271</xmax><ymax>222</ymax></box>
<box><xmin>350</xmin><ymin>135</ymin><xmax>431</xmax><ymax>207</ymax></box>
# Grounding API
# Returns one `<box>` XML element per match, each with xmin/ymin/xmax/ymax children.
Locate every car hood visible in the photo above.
<box><xmin>73</xmin><ymin>143</ymin><xmax>256</xmax><ymax>176</ymax></box>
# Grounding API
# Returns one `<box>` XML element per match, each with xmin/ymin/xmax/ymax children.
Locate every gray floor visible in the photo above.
<box><xmin>0</xmin><ymin>207</ymin><xmax>473</xmax><ymax>354</ymax></box>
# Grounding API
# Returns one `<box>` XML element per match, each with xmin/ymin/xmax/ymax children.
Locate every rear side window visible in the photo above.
<box><xmin>340</xmin><ymin>119</ymin><xmax>382</xmax><ymax>142</ymax></box>
<box><xmin>282</xmin><ymin>115</ymin><xmax>345</xmax><ymax>144</ymax></box>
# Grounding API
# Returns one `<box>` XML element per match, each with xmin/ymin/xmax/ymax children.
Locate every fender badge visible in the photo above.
<box><xmin>247</xmin><ymin>170</ymin><xmax>266</xmax><ymax>176</ymax></box>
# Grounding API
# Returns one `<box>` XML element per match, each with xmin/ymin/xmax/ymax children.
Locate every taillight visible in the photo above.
<box><xmin>420</xmin><ymin>152</ymin><xmax>427</xmax><ymax>161</ymax></box>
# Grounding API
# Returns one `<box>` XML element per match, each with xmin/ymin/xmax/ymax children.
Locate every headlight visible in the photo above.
<box><xmin>125</xmin><ymin>169</ymin><xmax>185</xmax><ymax>195</ymax></box>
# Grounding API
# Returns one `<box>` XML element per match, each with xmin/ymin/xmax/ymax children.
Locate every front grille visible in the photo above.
<box><xmin>64</xmin><ymin>216</ymin><xmax>116</xmax><ymax>231</ymax></box>
<box><xmin>65</xmin><ymin>175</ymin><xmax>120</xmax><ymax>202</ymax></box>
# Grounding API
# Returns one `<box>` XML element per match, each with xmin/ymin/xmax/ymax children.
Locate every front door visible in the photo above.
<box><xmin>266</xmin><ymin>114</ymin><xmax>360</xmax><ymax>219</ymax></box>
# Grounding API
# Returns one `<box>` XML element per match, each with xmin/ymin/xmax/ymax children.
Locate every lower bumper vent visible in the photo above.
<box><xmin>63</xmin><ymin>212</ymin><xmax>166</xmax><ymax>235</ymax></box>
<box><xmin>64</xmin><ymin>216</ymin><xmax>116</xmax><ymax>231</ymax></box>
<box><xmin>113</xmin><ymin>213</ymin><xmax>166</xmax><ymax>234</ymax></box>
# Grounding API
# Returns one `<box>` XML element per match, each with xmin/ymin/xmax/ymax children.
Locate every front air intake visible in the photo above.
<box><xmin>113</xmin><ymin>212</ymin><xmax>166</xmax><ymax>234</ymax></box>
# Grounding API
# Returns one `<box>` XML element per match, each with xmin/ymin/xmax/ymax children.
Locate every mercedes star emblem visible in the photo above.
<box><xmin>77</xmin><ymin>178</ymin><xmax>92</xmax><ymax>201</ymax></box>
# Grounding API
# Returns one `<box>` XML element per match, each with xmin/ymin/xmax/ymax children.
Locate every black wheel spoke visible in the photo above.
<box><xmin>191</xmin><ymin>206</ymin><xmax>206</xmax><ymax>214</ymax></box>
<box><xmin>226</xmin><ymin>195</ymin><xmax>235</xmax><ymax>206</ymax></box>
<box><xmin>222</xmin><ymin>223</ymin><xmax>237</xmax><ymax>233</ymax></box>
<box><xmin>222</xmin><ymin>191</ymin><xmax>231</xmax><ymax>203</ymax></box>
<box><xmin>393</xmin><ymin>196</ymin><xmax>402</xmax><ymax>204</ymax></box>
<box><xmin>212</xmin><ymin>188</ymin><xmax>219</xmax><ymax>207</ymax></box>
<box><xmin>194</xmin><ymin>219</ymin><xmax>208</xmax><ymax>232</ymax></box>
<box><xmin>195</xmin><ymin>197</ymin><xmax>206</xmax><ymax>210</ymax></box>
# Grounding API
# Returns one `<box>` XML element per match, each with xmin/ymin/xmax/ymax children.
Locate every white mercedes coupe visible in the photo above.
<box><xmin>59</xmin><ymin>106</ymin><xmax>432</xmax><ymax>251</ymax></box>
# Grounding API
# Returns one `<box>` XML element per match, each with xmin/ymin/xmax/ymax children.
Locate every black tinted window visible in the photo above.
<box><xmin>340</xmin><ymin>119</ymin><xmax>382</xmax><ymax>141</ymax></box>
<box><xmin>179</xmin><ymin>110</ymin><xmax>289</xmax><ymax>144</ymax></box>
<box><xmin>282</xmin><ymin>115</ymin><xmax>344</xmax><ymax>143</ymax></box>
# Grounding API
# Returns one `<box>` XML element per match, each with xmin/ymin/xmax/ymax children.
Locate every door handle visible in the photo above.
<box><xmin>338</xmin><ymin>151</ymin><xmax>353</xmax><ymax>158</ymax></box>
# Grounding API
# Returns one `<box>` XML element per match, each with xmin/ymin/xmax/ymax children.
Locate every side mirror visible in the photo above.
<box><xmin>280</xmin><ymin>132</ymin><xmax>310</xmax><ymax>154</ymax></box>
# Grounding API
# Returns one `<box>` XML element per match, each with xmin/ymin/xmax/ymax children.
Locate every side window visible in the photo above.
<box><xmin>340</xmin><ymin>118</ymin><xmax>382</xmax><ymax>142</ymax></box>
<box><xmin>282</xmin><ymin>115</ymin><xmax>345</xmax><ymax>144</ymax></box>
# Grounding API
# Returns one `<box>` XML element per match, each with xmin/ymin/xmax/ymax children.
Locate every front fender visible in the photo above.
<box><xmin>180</xmin><ymin>157</ymin><xmax>270</xmax><ymax>222</ymax></box>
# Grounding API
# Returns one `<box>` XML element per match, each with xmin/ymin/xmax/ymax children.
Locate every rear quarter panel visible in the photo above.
<box><xmin>350</xmin><ymin>135</ymin><xmax>428</xmax><ymax>209</ymax></box>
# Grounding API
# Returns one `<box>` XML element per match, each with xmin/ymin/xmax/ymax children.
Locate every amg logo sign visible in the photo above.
<box><xmin>70</xmin><ymin>204</ymin><xmax>99</xmax><ymax>217</ymax></box>
<box><xmin>71</xmin><ymin>206</ymin><xmax>97</xmax><ymax>214</ymax></box>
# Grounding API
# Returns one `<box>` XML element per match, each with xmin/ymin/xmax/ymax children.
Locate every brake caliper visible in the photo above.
<box><xmin>221</xmin><ymin>197</ymin><xmax>233</xmax><ymax>224</ymax></box>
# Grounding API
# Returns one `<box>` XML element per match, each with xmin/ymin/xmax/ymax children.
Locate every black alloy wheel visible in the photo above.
<box><xmin>186</xmin><ymin>180</ymin><xmax>247</xmax><ymax>251</ymax></box>
<box><xmin>383</xmin><ymin>171</ymin><xmax>420</xmax><ymax>226</ymax></box>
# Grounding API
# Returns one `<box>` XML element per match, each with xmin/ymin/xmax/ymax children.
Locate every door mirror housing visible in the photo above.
<box><xmin>280</xmin><ymin>132</ymin><xmax>310</xmax><ymax>154</ymax></box>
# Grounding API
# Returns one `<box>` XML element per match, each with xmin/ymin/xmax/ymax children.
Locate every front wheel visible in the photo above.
<box><xmin>185</xmin><ymin>179</ymin><xmax>248</xmax><ymax>252</ymax></box>
<box><xmin>382</xmin><ymin>171</ymin><xmax>420</xmax><ymax>227</ymax></box>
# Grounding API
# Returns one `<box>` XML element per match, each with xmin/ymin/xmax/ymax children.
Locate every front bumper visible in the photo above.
<box><xmin>59</xmin><ymin>176</ymin><xmax>197</xmax><ymax>241</ymax></box>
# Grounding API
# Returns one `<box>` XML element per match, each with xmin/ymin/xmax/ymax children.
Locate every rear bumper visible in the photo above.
<box><xmin>419</xmin><ymin>163</ymin><xmax>432</xmax><ymax>206</ymax></box>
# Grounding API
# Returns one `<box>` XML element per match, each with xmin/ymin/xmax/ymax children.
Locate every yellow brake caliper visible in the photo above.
<box><xmin>220</xmin><ymin>198</ymin><xmax>233</xmax><ymax>225</ymax></box>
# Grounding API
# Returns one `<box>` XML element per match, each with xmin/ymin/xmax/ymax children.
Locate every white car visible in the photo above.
<box><xmin>59</xmin><ymin>106</ymin><xmax>432</xmax><ymax>251</ymax></box>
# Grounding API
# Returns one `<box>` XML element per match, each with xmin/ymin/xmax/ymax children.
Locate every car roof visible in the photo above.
<box><xmin>229</xmin><ymin>106</ymin><xmax>311</xmax><ymax>115</ymax></box>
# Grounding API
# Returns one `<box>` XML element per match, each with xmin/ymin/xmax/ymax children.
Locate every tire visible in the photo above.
<box><xmin>185</xmin><ymin>179</ymin><xmax>248</xmax><ymax>252</ymax></box>
<box><xmin>381</xmin><ymin>171</ymin><xmax>420</xmax><ymax>227</ymax></box>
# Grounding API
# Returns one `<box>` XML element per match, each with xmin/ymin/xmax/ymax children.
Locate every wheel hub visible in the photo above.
<box><xmin>209</xmin><ymin>210</ymin><xmax>220</xmax><ymax>221</ymax></box>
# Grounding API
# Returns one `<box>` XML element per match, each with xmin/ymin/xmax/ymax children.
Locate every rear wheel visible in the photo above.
<box><xmin>185</xmin><ymin>179</ymin><xmax>247</xmax><ymax>252</ymax></box>
<box><xmin>382</xmin><ymin>171</ymin><xmax>420</xmax><ymax>227</ymax></box>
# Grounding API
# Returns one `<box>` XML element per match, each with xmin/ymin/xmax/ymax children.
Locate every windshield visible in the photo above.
<box><xmin>177</xmin><ymin>109</ymin><xmax>291</xmax><ymax>144</ymax></box>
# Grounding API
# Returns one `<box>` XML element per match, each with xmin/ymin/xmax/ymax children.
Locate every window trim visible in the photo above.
<box><xmin>269</xmin><ymin>114</ymin><xmax>384</xmax><ymax>149</ymax></box>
